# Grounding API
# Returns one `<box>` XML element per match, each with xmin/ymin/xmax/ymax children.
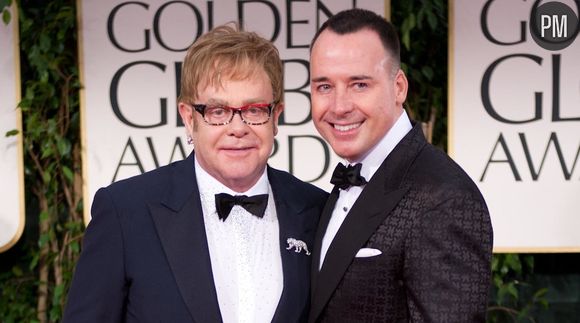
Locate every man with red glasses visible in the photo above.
<box><xmin>64</xmin><ymin>24</ymin><xmax>327</xmax><ymax>323</ymax></box>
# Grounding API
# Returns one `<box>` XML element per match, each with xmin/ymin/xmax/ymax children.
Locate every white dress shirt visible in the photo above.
<box><xmin>195</xmin><ymin>158</ymin><xmax>283</xmax><ymax>323</ymax></box>
<box><xmin>319</xmin><ymin>110</ymin><xmax>413</xmax><ymax>270</ymax></box>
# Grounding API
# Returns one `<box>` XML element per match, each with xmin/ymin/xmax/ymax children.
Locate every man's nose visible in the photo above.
<box><xmin>329</xmin><ymin>88</ymin><xmax>354</xmax><ymax>115</ymax></box>
<box><xmin>227</xmin><ymin>111</ymin><xmax>250</xmax><ymax>136</ymax></box>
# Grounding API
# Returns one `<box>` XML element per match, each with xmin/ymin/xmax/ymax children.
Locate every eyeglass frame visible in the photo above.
<box><xmin>191</xmin><ymin>101</ymin><xmax>278</xmax><ymax>126</ymax></box>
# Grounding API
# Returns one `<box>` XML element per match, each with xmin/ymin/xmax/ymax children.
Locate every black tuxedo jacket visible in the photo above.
<box><xmin>309</xmin><ymin>124</ymin><xmax>493</xmax><ymax>322</ymax></box>
<box><xmin>63</xmin><ymin>153</ymin><xmax>327</xmax><ymax>323</ymax></box>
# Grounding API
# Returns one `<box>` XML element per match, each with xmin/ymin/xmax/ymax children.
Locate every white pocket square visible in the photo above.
<box><xmin>355</xmin><ymin>248</ymin><xmax>382</xmax><ymax>258</ymax></box>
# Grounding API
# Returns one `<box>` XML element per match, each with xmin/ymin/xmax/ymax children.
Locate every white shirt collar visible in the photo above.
<box><xmin>345</xmin><ymin>109</ymin><xmax>412</xmax><ymax>182</ymax></box>
<box><xmin>194</xmin><ymin>156</ymin><xmax>269</xmax><ymax>196</ymax></box>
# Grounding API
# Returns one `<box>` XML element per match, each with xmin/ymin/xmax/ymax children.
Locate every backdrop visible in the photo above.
<box><xmin>78</xmin><ymin>0</ymin><xmax>386</xmax><ymax>223</ymax></box>
<box><xmin>449</xmin><ymin>0</ymin><xmax>580</xmax><ymax>251</ymax></box>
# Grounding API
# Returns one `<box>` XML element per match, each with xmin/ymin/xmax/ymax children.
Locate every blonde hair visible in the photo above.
<box><xmin>178</xmin><ymin>23</ymin><xmax>283</xmax><ymax>105</ymax></box>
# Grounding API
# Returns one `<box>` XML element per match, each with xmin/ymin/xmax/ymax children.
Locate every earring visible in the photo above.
<box><xmin>187</xmin><ymin>135</ymin><xmax>193</xmax><ymax>145</ymax></box>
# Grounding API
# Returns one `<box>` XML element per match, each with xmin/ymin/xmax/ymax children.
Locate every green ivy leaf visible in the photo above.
<box><xmin>53</xmin><ymin>284</ymin><xmax>64</xmax><ymax>301</ymax></box>
<box><xmin>39</xmin><ymin>232</ymin><xmax>51</xmax><ymax>248</ymax></box>
<box><xmin>49</xmin><ymin>305</ymin><xmax>61</xmax><ymax>322</ymax></box>
<box><xmin>62</xmin><ymin>165</ymin><xmax>74</xmax><ymax>183</ymax></box>
<box><xmin>40</xmin><ymin>210</ymin><xmax>49</xmax><ymax>222</ymax></box>
<box><xmin>76</xmin><ymin>199</ymin><xmax>84</xmax><ymax>213</ymax></box>
<box><xmin>507</xmin><ymin>282</ymin><xmax>519</xmax><ymax>299</ymax></box>
<box><xmin>42</xmin><ymin>170</ymin><xmax>52</xmax><ymax>184</ymax></box>
<box><xmin>57</xmin><ymin>138</ymin><xmax>71</xmax><ymax>156</ymax></box>
<box><xmin>534</xmin><ymin>287</ymin><xmax>548</xmax><ymax>296</ymax></box>
<box><xmin>524</xmin><ymin>254</ymin><xmax>535</xmax><ymax>269</ymax></box>
<box><xmin>491</xmin><ymin>255</ymin><xmax>500</xmax><ymax>271</ymax></box>
<box><xmin>497</xmin><ymin>285</ymin><xmax>508</xmax><ymax>305</ymax></box>
<box><xmin>426</xmin><ymin>9</ymin><xmax>438</xmax><ymax>30</ymax></box>
<box><xmin>41</xmin><ymin>141</ymin><xmax>54</xmax><ymax>158</ymax></box>
<box><xmin>408</xmin><ymin>13</ymin><xmax>416</xmax><ymax>30</ymax></box>
<box><xmin>402</xmin><ymin>32</ymin><xmax>410</xmax><ymax>51</ymax></box>
<box><xmin>70</xmin><ymin>241</ymin><xmax>79</xmax><ymax>254</ymax></box>
<box><xmin>2</xmin><ymin>8</ymin><xmax>10</xmax><ymax>25</ymax></box>
<box><xmin>517</xmin><ymin>306</ymin><xmax>531</xmax><ymax>320</ymax></box>
<box><xmin>11</xmin><ymin>266</ymin><xmax>23</xmax><ymax>277</ymax></box>
<box><xmin>29</xmin><ymin>253</ymin><xmax>39</xmax><ymax>270</ymax></box>
<box><xmin>417</xmin><ymin>7</ymin><xmax>425</xmax><ymax>29</ymax></box>
<box><xmin>5</xmin><ymin>129</ymin><xmax>18</xmax><ymax>137</ymax></box>
<box><xmin>533</xmin><ymin>287</ymin><xmax>548</xmax><ymax>300</ymax></box>
<box><xmin>505</xmin><ymin>254</ymin><xmax>523</xmax><ymax>274</ymax></box>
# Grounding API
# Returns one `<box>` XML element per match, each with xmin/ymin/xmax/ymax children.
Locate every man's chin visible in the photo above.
<box><xmin>219</xmin><ymin>169</ymin><xmax>263</xmax><ymax>192</ymax></box>
<box><xmin>327</xmin><ymin>140</ymin><xmax>360</xmax><ymax>160</ymax></box>
<box><xmin>221</xmin><ymin>159</ymin><xmax>264</xmax><ymax>178</ymax></box>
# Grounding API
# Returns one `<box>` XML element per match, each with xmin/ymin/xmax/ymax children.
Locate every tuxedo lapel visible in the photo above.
<box><xmin>310</xmin><ymin>186</ymin><xmax>339</xmax><ymax>295</ymax></box>
<box><xmin>268</xmin><ymin>167</ymin><xmax>315</xmax><ymax>323</ymax></box>
<box><xmin>310</xmin><ymin>178</ymin><xmax>407</xmax><ymax>321</ymax></box>
<box><xmin>310</xmin><ymin>124</ymin><xmax>426</xmax><ymax>322</ymax></box>
<box><xmin>149</xmin><ymin>153</ymin><xmax>222</xmax><ymax>323</ymax></box>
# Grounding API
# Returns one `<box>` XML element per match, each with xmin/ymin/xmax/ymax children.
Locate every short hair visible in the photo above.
<box><xmin>311</xmin><ymin>8</ymin><xmax>401</xmax><ymax>73</ymax></box>
<box><xmin>178</xmin><ymin>23</ymin><xmax>283</xmax><ymax>105</ymax></box>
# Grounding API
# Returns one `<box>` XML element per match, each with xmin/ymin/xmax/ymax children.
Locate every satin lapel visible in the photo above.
<box><xmin>149</xmin><ymin>153</ymin><xmax>222</xmax><ymax>323</ymax></box>
<box><xmin>310</xmin><ymin>123</ymin><xmax>426</xmax><ymax>321</ymax></box>
<box><xmin>268</xmin><ymin>168</ymin><xmax>310</xmax><ymax>323</ymax></box>
<box><xmin>310</xmin><ymin>186</ymin><xmax>339</xmax><ymax>296</ymax></box>
<box><xmin>309</xmin><ymin>182</ymin><xmax>407</xmax><ymax>321</ymax></box>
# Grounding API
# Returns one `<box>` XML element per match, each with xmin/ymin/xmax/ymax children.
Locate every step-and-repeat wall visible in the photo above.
<box><xmin>78</xmin><ymin>0</ymin><xmax>385</xmax><ymax>222</ymax></box>
<box><xmin>3</xmin><ymin>0</ymin><xmax>578</xmax><ymax>252</ymax></box>
<box><xmin>450</xmin><ymin>0</ymin><xmax>579</xmax><ymax>251</ymax></box>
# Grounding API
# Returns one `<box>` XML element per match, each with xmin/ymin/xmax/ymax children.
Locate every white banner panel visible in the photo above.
<box><xmin>79</xmin><ymin>0</ymin><xmax>386</xmax><ymax>222</ymax></box>
<box><xmin>0</xmin><ymin>4</ymin><xmax>24</xmax><ymax>252</ymax></box>
<box><xmin>450</xmin><ymin>0</ymin><xmax>580</xmax><ymax>251</ymax></box>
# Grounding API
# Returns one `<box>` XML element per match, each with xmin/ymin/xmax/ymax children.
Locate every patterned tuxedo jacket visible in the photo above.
<box><xmin>309</xmin><ymin>123</ymin><xmax>493</xmax><ymax>322</ymax></box>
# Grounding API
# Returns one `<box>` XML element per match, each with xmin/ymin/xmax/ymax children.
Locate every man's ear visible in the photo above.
<box><xmin>394</xmin><ymin>69</ymin><xmax>408</xmax><ymax>107</ymax></box>
<box><xmin>272</xmin><ymin>102</ymin><xmax>284</xmax><ymax>136</ymax></box>
<box><xmin>178</xmin><ymin>102</ymin><xmax>196</xmax><ymax>134</ymax></box>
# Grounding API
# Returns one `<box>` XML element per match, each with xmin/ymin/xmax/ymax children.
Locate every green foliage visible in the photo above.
<box><xmin>0</xmin><ymin>0</ymin><xmax>83</xmax><ymax>322</ymax></box>
<box><xmin>392</xmin><ymin>0</ymin><xmax>448</xmax><ymax>147</ymax></box>
<box><xmin>488</xmin><ymin>254</ymin><xmax>549</xmax><ymax>322</ymax></box>
<box><xmin>0</xmin><ymin>261</ymin><xmax>38</xmax><ymax>322</ymax></box>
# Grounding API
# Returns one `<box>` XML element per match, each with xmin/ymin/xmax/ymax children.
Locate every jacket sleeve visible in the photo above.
<box><xmin>62</xmin><ymin>188</ymin><xmax>127</xmax><ymax>323</ymax></box>
<box><xmin>405</xmin><ymin>190</ymin><xmax>493</xmax><ymax>322</ymax></box>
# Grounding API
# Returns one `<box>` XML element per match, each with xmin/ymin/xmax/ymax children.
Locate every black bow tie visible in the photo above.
<box><xmin>214</xmin><ymin>193</ymin><xmax>269</xmax><ymax>221</ymax></box>
<box><xmin>330</xmin><ymin>163</ymin><xmax>368</xmax><ymax>190</ymax></box>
